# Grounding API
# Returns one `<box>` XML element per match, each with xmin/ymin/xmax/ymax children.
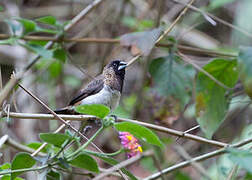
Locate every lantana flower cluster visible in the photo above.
<box><xmin>119</xmin><ymin>132</ymin><xmax>143</xmax><ymax>158</ymax></box>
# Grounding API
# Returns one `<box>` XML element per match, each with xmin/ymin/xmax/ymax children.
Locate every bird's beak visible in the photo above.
<box><xmin>118</xmin><ymin>62</ymin><xmax>127</xmax><ymax>70</ymax></box>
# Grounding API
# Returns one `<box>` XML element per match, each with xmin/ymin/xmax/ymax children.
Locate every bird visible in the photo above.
<box><xmin>54</xmin><ymin>60</ymin><xmax>127</xmax><ymax>115</ymax></box>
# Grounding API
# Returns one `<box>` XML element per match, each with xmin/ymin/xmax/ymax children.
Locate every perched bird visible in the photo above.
<box><xmin>54</xmin><ymin>60</ymin><xmax>127</xmax><ymax>114</ymax></box>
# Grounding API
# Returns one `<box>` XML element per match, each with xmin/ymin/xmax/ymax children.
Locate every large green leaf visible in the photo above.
<box><xmin>238</xmin><ymin>46</ymin><xmax>252</xmax><ymax>99</ymax></box>
<box><xmin>227</xmin><ymin>148</ymin><xmax>252</xmax><ymax>173</ymax></box>
<box><xmin>39</xmin><ymin>133</ymin><xmax>71</xmax><ymax>148</ymax></box>
<box><xmin>69</xmin><ymin>153</ymin><xmax>99</xmax><ymax>173</ymax></box>
<box><xmin>196</xmin><ymin>59</ymin><xmax>239</xmax><ymax>138</ymax></box>
<box><xmin>149</xmin><ymin>56</ymin><xmax>195</xmax><ymax>106</ymax></box>
<box><xmin>11</xmin><ymin>153</ymin><xmax>36</xmax><ymax>179</ymax></box>
<box><xmin>75</xmin><ymin>104</ymin><xmax>110</xmax><ymax>118</ymax></box>
<box><xmin>114</xmin><ymin>122</ymin><xmax>163</xmax><ymax>147</ymax></box>
<box><xmin>84</xmin><ymin>150</ymin><xmax>138</xmax><ymax>180</ymax></box>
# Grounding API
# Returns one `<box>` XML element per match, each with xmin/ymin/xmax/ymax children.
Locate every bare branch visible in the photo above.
<box><xmin>2</xmin><ymin>111</ymin><xmax>228</xmax><ymax>148</ymax></box>
<box><xmin>144</xmin><ymin>137</ymin><xmax>252</xmax><ymax>180</ymax></box>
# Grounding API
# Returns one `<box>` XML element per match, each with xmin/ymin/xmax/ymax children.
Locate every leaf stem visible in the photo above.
<box><xmin>67</xmin><ymin>126</ymin><xmax>105</xmax><ymax>159</ymax></box>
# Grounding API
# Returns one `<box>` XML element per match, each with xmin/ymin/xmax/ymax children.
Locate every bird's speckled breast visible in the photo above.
<box><xmin>80</xmin><ymin>85</ymin><xmax>121</xmax><ymax>111</ymax></box>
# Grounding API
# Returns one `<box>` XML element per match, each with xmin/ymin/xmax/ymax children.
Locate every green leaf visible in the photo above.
<box><xmin>227</xmin><ymin>148</ymin><xmax>252</xmax><ymax>173</ymax></box>
<box><xmin>2</xmin><ymin>175</ymin><xmax>24</xmax><ymax>180</ymax></box>
<box><xmin>53</xmin><ymin>48</ymin><xmax>67</xmax><ymax>62</ymax></box>
<box><xmin>46</xmin><ymin>170</ymin><xmax>61</xmax><ymax>180</ymax></box>
<box><xmin>149</xmin><ymin>56</ymin><xmax>195</xmax><ymax>106</ymax></box>
<box><xmin>16</xmin><ymin>18</ymin><xmax>36</xmax><ymax>35</ymax></box>
<box><xmin>69</xmin><ymin>153</ymin><xmax>99</xmax><ymax>173</ymax></box>
<box><xmin>84</xmin><ymin>150</ymin><xmax>137</xmax><ymax>180</ymax></box>
<box><xmin>0</xmin><ymin>163</ymin><xmax>11</xmax><ymax>170</ymax></box>
<box><xmin>36</xmin><ymin>16</ymin><xmax>56</xmax><ymax>25</ymax></box>
<box><xmin>114</xmin><ymin>122</ymin><xmax>163</xmax><ymax>147</ymax></box>
<box><xmin>49</xmin><ymin>61</ymin><xmax>62</xmax><ymax>78</ymax></box>
<box><xmin>20</xmin><ymin>43</ymin><xmax>53</xmax><ymax>59</ymax></box>
<box><xmin>11</xmin><ymin>152</ymin><xmax>36</xmax><ymax>179</ymax></box>
<box><xmin>0</xmin><ymin>5</ymin><xmax>4</xmax><ymax>12</ymax></box>
<box><xmin>26</xmin><ymin>142</ymin><xmax>49</xmax><ymax>153</ymax></box>
<box><xmin>39</xmin><ymin>133</ymin><xmax>71</xmax><ymax>147</ymax></box>
<box><xmin>75</xmin><ymin>104</ymin><xmax>110</xmax><ymax>118</ymax></box>
<box><xmin>195</xmin><ymin>59</ymin><xmax>239</xmax><ymax>138</ymax></box>
<box><xmin>238</xmin><ymin>46</ymin><xmax>252</xmax><ymax>99</ymax></box>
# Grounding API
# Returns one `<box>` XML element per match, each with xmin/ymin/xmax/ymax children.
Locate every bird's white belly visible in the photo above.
<box><xmin>80</xmin><ymin>85</ymin><xmax>121</xmax><ymax>111</ymax></box>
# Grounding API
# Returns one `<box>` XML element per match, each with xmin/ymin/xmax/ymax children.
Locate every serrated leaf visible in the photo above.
<box><xmin>36</xmin><ymin>16</ymin><xmax>56</xmax><ymax>25</ymax></box>
<box><xmin>84</xmin><ymin>150</ymin><xmax>137</xmax><ymax>180</ymax></box>
<box><xmin>53</xmin><ymin>48</ymin><xmax>67</xmax><ymax>62</ymax></box>
<box><xmin>149</xmin><ymin>56</ymin><xmax>195</xmax><ymax>106</ymax></box>
<box><xmin>16</xmin><ymin>18</ymin><xmax>36</xmax><ymax>35</ymax></box>
<box><xmin>114</xmin><ymin>122</ymin><xmax>163</xmax><ymax>147</ymax></box>
<box><xmin>39</xmin><ymin>133</ymin><xmax>71</xmax><ymax>147</ymax></box>
<box><xmin>120</xmin><ymin>27</ymin><xmax>163</xmax><ymax>56</ymax></box>
<box><xmin>69</xmin><ymin>153</ymin><xmax>99</xmax><ymax>173</ymax></box>
<box><xmin>75</xmin><ymin>104</ymin><xmax>110</xmax><ymax>118</ymax></box>
<box><xmin>11</xmin><ymin>153</ymin><xmax>36</xmax><ymax>179</ymax></box>
<box><xmin>196</xmin><ymin>59</ymin><xmax>239</xmax><ymax>138</ymax></box>
<box><xmin>227</xmin><ymin>148</ymin><xmax>252</xmax><ymax>173</ymax></box>
<box><xmin>238</xmin><ymin>46</ymin><xmax>252</xmax><ymax>99</ymax></box>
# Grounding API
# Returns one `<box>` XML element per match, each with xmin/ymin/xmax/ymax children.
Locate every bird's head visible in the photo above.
<box><xmin>103</xmin><ymin>60</ymin><xmax>127</xmax><ymax>91</ymax></box>
<box><xmin>104</xmin><ymin>60</ymin><xmax>127</xmax><ymax>77</ymax></box>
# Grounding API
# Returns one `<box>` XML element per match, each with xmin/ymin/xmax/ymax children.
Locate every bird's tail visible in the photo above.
<box><xmin>54</xmin><ymin>106</ymin><xmax>75</xmax><ymax>114</ymax></box>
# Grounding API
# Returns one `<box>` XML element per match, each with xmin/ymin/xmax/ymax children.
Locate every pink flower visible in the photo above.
<box><xmin>119</xmin><ymin>132</ymin><xmax>143</xmax><ymax>158</ymax></box>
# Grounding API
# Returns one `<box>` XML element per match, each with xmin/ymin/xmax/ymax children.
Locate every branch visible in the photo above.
<box><xmin>0</xmin><ymin>34</ymin><xmax>237</xmax><ymax>57</ymax></box>
<box><xmin>127</xmin><ymin>0</ymin><xmax>196</xmax><ymax>69</ymax></box>
<box><xmin>156</xmin><ymin>0</ymin><xmax>195</xmax><ymax>43</ymax></box>
<box><xmin>173</xmin><ymin>0</ymin><xmax>252</xmax><ymax>39</ymax></box>
<box><xmin>143</xmin><ymin>137</ymin><xmax>252</xmax><ymax>180</ymax></box>
<box><xmin>18</xmin><ymin>83</ymin><xmax>103</xmax><ymax>154</ymax></box>
<box><xmin>93</xmin><ymin>151</ymin><xmax>153</xmax><ymax>180</ymax></box>
<box><xmin>178</xmin><ymin>51</ymin><xmax>233</xmax><ymax>90</ymax></box>
<box><xmin>0</xmin><ymin>0</ymin><xmax>105</xmax><ymax>106</ymax></box>
<box><xmin>2</xmin><ymin>111</ymin><xmax>228</xmax><ymax>148</ymax></box>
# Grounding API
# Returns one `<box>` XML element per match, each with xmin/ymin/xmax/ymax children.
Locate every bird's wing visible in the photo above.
<box><xmin>69</xmin><ymin>75</ymin><xmax>104</xmax><ymax>106</ymax></box>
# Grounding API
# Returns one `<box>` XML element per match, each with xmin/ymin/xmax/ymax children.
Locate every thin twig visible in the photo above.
<box><xmin>18</xmin><ymin>83</ymin><xmax>103</xmax><ymax>154</ymax></box>
<box><xmin>2</xmin><ymin>111</ymin><xmax>228</xmax><ymax>148</ymax></box>
<box><xmin>156</xmin><ymin>0</ymin><xmax>195</xmax><ymax>43</ymax></box>
<box><xmin>144</xmin><ymin>137</ymin><xmax>252</xmax><ymax>180</ymax></box>
<box><xmin>173</xmin><ymin>145</ymin><xmax>211</xmax><ymax>180</ymax></box>
<box><xmin>2</xmin><ymin>135</ymin><xmax>46</xmax><ymax>156</ymax></box>
<box><xmin>127</xmin><ymin>0</ymin><xmax>196</xmax><ymax>69</ymax></box>
<box><xmin>173</xmin><ymin>0</ymin><xmax>252</xmax><ymax>38</ymax></box>
<box><xmin>178</xmin><ymin>51</ymin><xmax>233</xmax><ymax>90</ymax></box>
<box><xmin>0</xmin><ymin>34</ymin><xmax>237</xmax><ymax>57</ymax></box>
